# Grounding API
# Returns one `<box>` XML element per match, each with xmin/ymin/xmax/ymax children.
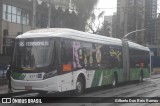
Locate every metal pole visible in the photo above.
<box><xmin>135</xmin><ymin>0</ymin><xmax>138</xmax><ymax>42</ymax></box>
<box><xmin>48</xmin><ymin>0</ymin><xmax>51</xmax><ymax>28</ymax></box>
<box><xmin>32</xmin><ymin>0</ymin><xmax>36</xmax><ymax>29</ymax></box>
<box><xmin>123</xmin><ymin>29</ymin><xmax>146</xmax><ymax>39</ymax></box>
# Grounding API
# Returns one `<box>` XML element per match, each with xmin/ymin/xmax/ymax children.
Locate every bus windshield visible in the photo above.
<box><xmin>12</xmin><ymin>38</ymin><xmax>54</xmax><ymax>69</ymax></box>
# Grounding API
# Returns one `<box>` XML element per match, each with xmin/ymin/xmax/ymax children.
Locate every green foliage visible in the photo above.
<box><xmin>98</xmin><ymin>21</ymin><xmax>111</xmax><ymax>37</ymax></box>
<box><xmin>86</xmin><ymin>10</ymin><xmax>111</xmax><ymax>36</ymax></box>
<box><xmin>72</xmin><ymin>0</ymin><xmax>98</xmax><ymax>31</ymax></box>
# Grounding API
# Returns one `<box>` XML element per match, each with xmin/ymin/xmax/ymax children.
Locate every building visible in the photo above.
<box><xmin>0</xmin><ymin>0</ymin><xmax>78</xmax><ymax>55</ymax></box>
<box><xmin>145</xmin><ymin>0</ymin><xmax>157</xmax><ymax>56</ymax></box>
<box><xmin>116</xmin><ymin>0</ymin><xmax>146</xmax><ymax>44</ymax></box>
<box><xmin>104</xmin><ymin>16</ymin><xmax>112</xmax><ymax>37</ymax></box>
<box><xmin>117</xmin><ymin>0</ymin><xmax>157</xmax><ymax>53</ymax></box>
<box><xmin>112</xmin><ymin>12</ymin><xmax>118</xmax><ymax>38</ymax></box>
<box><xmin>145</xmin><ymin>0</ymin><xmax>157</xmax><ymax>45</ymax></box>
<box><xmin>156</xmin><ymin>14</ymin><xmax>160</xmax><ymax>56</ymax></box>
<box><xmin>116</xmin><ymin>0</ymin><xmax>126</xmax><ymax>38</ymax></box>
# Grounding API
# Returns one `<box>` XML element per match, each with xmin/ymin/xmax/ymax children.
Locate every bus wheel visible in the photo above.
<box><xmin>112</xmin><ymin>74</ymin><xmax>117</xmax><ymax>87</ymax></box>
<box><xmin>75</xmin><ymin>77</ymin><xmax>84</xmax><ymax>95</ymax></box>
<box><xmin>139</xmin><ymin>71</ymin><xmax>143</xmax><ymax>82</ymax></box>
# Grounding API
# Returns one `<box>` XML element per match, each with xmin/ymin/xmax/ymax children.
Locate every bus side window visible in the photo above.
<box><xmin>61</xmin><ymin>39</ymin><xmax>73</xmax><ymax>72</ymax></box>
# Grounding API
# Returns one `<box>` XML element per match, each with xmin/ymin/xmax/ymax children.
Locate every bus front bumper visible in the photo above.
<box><xmin>11</xmin><ymin>77</ymin><xmax>61</xmax><ymax>93</ymax></box>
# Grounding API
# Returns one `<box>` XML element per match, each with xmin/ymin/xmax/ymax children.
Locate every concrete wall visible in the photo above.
<box><xmin>2</xmin><ymin>21</ymin><xmax>31</xmax><ymax>36</ymax></box>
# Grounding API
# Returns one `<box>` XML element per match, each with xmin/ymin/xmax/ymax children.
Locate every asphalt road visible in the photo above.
<box><xmin>1</xmin><ymin>75</ymin><xmax>160</xmax><ymax>106</ymax></box>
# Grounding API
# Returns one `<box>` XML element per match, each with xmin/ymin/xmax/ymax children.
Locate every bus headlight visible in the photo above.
<box><xmin>43</xmin><ymin>70</ymin><xmax>57</xmax><ymax>80</ymax></box>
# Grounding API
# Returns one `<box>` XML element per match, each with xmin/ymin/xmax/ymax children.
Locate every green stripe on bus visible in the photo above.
<box><xmin>91</xmin><ymin>70</ymin><xmax>103</xmax><ymax>87</ymax></box>
<box><xmin>91</xmin><ymin>68</ymin><xmax>123</xmax><ymax>87</ymax></box>
<box><xmin>130</xmin><ymin>68</ymin><xmax>150</xmax><ymax>80</ymax></box>
<box><xmin>11</xmin><ymin>72</ymin><xmax>26</xmax><ymax>80</ymax></box>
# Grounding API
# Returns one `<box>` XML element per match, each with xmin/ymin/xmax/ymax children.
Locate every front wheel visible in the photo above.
<box><xmin>75</xmin><ymin>77</ymin><xmax>85</xmax><ymax>95</ymax></box>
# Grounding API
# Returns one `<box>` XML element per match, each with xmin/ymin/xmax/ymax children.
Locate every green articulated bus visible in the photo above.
<box><xmin>10</xmin><ymin>28</ymin><xmax>151</xmax><ymax>95</ymax></box>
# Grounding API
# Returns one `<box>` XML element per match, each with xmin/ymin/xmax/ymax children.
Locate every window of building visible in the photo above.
<box><xmin>3</xmin><ymin>4</ymin><xmax>6</xmax><ymax>20</ymax></box>
<box><xmin>3</xmin><ymin>4</ymin><xmax>6</xmax><ymax>12</ymax></box>
<box><xmin>12</xmin><ymin>6</ymin><xmax>17</xmax><ymax>23</ymax></box>
<box><xmin>17</xmin><ymin>7</ymin><xmax>21</xmax><ymax>24</ymax></box>
<box><xmin>2</xmin><ymin>4</ymin><xmax>30</xmax><ymax>25</ymax></box>
<box><xmin>7</xmin><ymin>5</ymin><xmax>12</xmax><ymax>13</ymax></box>
<box><xmin>22</xmin><ymin>10</ymin><xmax>26</xmax><ymax>24</ymax></box>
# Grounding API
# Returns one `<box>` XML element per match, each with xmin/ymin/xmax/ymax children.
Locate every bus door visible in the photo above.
<box><xmin>59</xmin><ymin>39</ymin><xmax>74</xmax><ymax>91</ymax></box>
<box><xmin>122</xmin><ymin>40</ymin><xmax>130</xmax><ymax>81</ymax></box>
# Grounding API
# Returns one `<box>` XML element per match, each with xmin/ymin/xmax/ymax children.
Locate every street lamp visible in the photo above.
<box><xmin>123</xmin><ymin>29</ymin><xmax>146</xmax><ymax>39</ymax></box>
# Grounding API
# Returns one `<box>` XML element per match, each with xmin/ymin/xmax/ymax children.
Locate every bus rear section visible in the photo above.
<box><xmin>122</xmin><ymin>40</ymin><xmax>150</xmax><ymax>82</ymax></box>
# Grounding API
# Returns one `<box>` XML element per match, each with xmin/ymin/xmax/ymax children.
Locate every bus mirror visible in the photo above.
<box><xmin>63</xmin><ymin>64</ymin><xmax>72</xmax><ymax>72</ymax></box>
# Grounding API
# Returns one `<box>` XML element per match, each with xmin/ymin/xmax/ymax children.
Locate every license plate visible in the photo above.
<box><xmin>25</xmin><ymin>86</ymin><xmax>32</xmax><ymax>90</ymax></box>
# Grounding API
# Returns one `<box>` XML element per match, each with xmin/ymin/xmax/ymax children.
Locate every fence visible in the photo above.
<box><xmin>151</xmin><ymin>56</ymin><xmax>160</xmax><ymax>74</ymax></box>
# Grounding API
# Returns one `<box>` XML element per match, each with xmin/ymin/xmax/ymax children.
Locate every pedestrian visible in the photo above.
<box><xmin>6</xmin><ymin>65</ymin><xmax>11</xmax><ymax>93</ymax></box>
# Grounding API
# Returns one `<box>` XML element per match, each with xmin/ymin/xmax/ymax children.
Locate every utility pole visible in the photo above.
<box><xmin>123</xmin><ymin>29</ymin><xmax>146</xmax><ymax>40</ymax></box>
<box><xmin>32</xmin><ymin>0</ymin><xmax>37</xmax><ymax>29</ymax></box>
<box><xmin>135</xmin><ymin>0</ymin><xmax>138</xmax><ymax>43</ymax></box>
<box><xmin>124</xmin><ymin>0</ymin><xmax>128</xmax><ymax>36</ymax></box>
<box><xmin>47</xmin><ymin>0</ymin><xmax>51</xmax><ymax>28</ymax></box>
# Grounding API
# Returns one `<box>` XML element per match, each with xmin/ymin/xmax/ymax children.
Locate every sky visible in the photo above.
<box><xmin>96</xmin><ymin>0</ymin><xmax>160</xmax><ymax>15</ymax></box>
<box><xmin>96</xmin><ymin>0</ymin><xmax>117</xmax><ymax>16</ymax></box>
<box><xmin>158</xmin><ymin>0</ymin><xmax>160</xmax><ymax>13</ymax></box>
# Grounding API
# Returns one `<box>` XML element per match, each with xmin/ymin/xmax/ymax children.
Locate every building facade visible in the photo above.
<box><xmin>116</xmin><ymin>0</ymin><xmax>146</xmax><ymax>44</ymax></box>
<box><xmin>104</xmin><ymin>16</ymin><xmax>112</xmax><ymax>37</ymax></box>
<box><xmin>145</xmin><ymin>0</ymin><xmax>157</xmax><ymax>56</ymax></box>
<box><xmin>116</xmin><ymin>0</ymin><xmax>157</xmax><ymax>47</ymax></box>
<box><xmin>0</xmin><ymin>0</ymin><xmax>78</xmax><ymax>55</ymax></box>
<box><xmin>112</xmin><ymin>12</ymin><xmax>118</xmax><ymax>38</ymax></box>
<box><xmin>156</xmin><ymin>14</ymin><xmax>160</xmax><ymax>56</ymax></box>
<box><xmin>145</xmin><ymin>0</ymin><xmax>157</xmax><ymax>45</ymax></box>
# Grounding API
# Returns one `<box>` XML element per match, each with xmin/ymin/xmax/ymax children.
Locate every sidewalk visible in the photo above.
<box><xmin>0</xmin><ymin>78</ymin><xmax>8</xmax><ymax>94</ymax></box>
<box><xmin>0</xmin><ymin>84</ymin><xmax>8</xmax><ymax>94</ymax></box>
<box><xmin>151</xmin><ymin>73</ymin><xmax>160</xmax><ymax>79</ymax></box>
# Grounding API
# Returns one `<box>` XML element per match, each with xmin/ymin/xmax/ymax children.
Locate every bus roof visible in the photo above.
<box><xmin>17</xmin><ymin>28</ymin><xmax>122</xmax><ymax>46</ymax></box>
<box><xmin>128</xmin><ymin>41</ymin><xmax>149</xmax><ymax>51</ymax></box>
<box><xmin>16</xmin><ymin>28</ymin><xmax>149</xmax><ymax>51</ymax></box>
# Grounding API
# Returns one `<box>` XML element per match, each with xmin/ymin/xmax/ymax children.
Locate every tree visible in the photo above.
<box><xmin>72</xmin><ymin>0</ymin><xmax>98</xmax><ymax>31</ymax></box>
<box><xmin>98</xmin><ymin>21</ymin><xmax>111</xmax><ymax>37</ymax></box>
<box><xmin>86</xmin><ymin>11</ymin><xmax>105</xmax><ymax>34</ymax></box>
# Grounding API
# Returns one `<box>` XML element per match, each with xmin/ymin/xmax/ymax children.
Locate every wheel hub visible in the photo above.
<box><xmin>77</xmin><ymin>82</ymin><xmax>82</xmax><ymax>92</ymax></box>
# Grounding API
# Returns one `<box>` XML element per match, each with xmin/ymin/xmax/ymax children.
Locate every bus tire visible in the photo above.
<box><xmin>112</xmin><ymin>73</ymin><xmax>118</xmax><ymax>87</ymax></box>
<box><xmin>75</xmin><ymin>76</ymin><xmax>85</xmax><ymax>95</ymax></box>
<box><xmin>139</xmin><ymin>71</ymin><xmax>143</xmax><ymax>82</ymax></box>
